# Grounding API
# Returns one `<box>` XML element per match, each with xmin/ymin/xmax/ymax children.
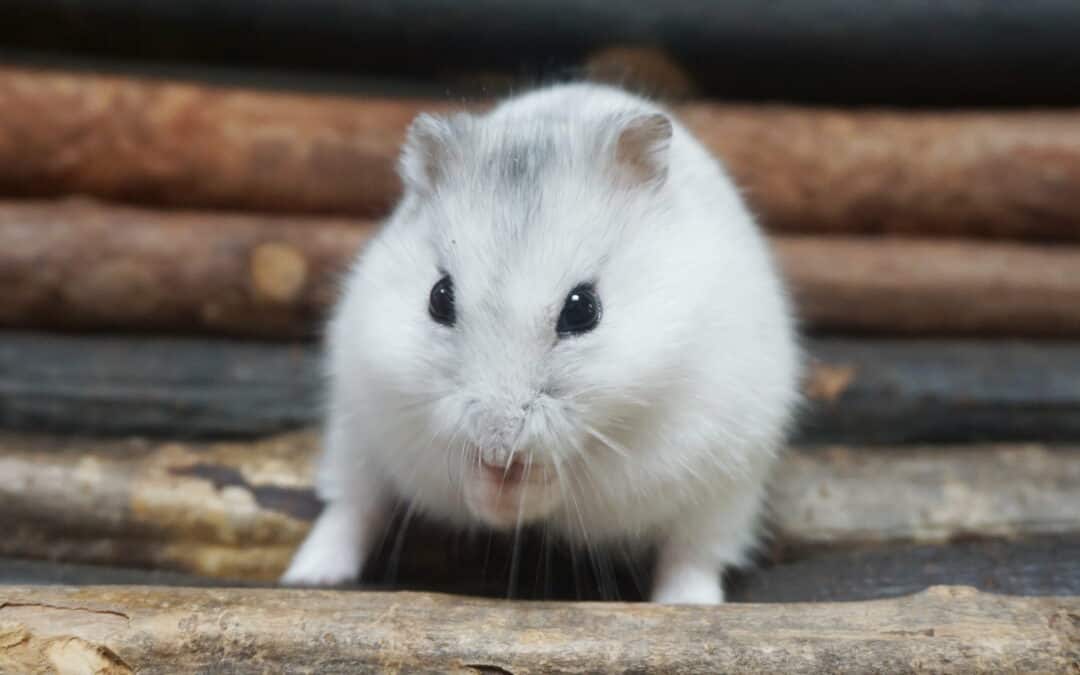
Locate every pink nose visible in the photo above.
<box><xmin>480</xmin><ymin>458</ymin><xmax>527</xmax><ymax>483</ymax></box>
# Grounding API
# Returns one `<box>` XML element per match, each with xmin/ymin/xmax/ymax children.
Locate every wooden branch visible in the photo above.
<box><xmin>1</xmin><ymin>432</ymin><xmax>1076</xmax><ymax>583</ymax></box>
<box><xmin>1</xmin><ymin>585</ymin><xmax>1077</xmax><ymax>673</ymax></box>
<box><xmin>4</xmin><ymin>66</ymin><xmax>1080</xmax><ymax>239</ymax></box>
<box><xmin>4</xmin><ymin>199</ymin><xmax>1080</xmax><ymax>337</ymax></box>
<box><xmin>4</xmin><ymin>331</ymin><xmax>1080</xmax><ymax>443</ymax></box>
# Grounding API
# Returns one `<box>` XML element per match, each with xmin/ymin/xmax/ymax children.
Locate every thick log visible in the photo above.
<box><xmin>0</xmin><ymin>199</ymin><xmax>368</xmax><ymax>338</ymax></box>
<box><xmin>1</xmin><ymin>585</ymin><xmax>1077</xmax><ymax>673</ymax></box>
<box><xmin>777</xmin><ymin>236</ymin><xmax>1080</xmax><ymax>336</ymax></box>
<box><xmin>4</xmin><ymin>331</ymin><xmax>1080</xmax><ymax>443</ymax></box>
<box><xmin>3</xmin><ymin>200</ymin><xmax>1080</xmax><ymax>337</ymax></box>
<box><xmin>3</xmin><ymin>0</ymin><xmax>1080</xmax><ymax>105</ymax></box>
<box><xmin>1</xmin><ymin>432</ymin><xmax>1076</xmax><ymax>584</ymax></box>
<box><xmin>3</xmin><ymin>67</ymin><xmax>1080</xmax><ymax>239</ymax></box>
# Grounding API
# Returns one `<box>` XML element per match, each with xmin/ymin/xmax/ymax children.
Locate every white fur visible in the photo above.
<box><xmin>282</xmin><ymin>83</ymin><xmax>801</xmax><ymax>603</ymax></box>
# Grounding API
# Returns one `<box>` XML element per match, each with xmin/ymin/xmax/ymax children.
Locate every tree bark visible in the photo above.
<box><xmin>3</xmin><ymin>66</ymin><xmax>1080</xmax><ymax>239</ymax></box>
<box><xmin>3</xmin><ymin>199</ymin><xmax>1080</xmax><ymax>337</ymax></box>
<box><xmin>1</xmin><ymin>432</ymin><xmax>1076</xmax><ymax>583</ymax></box>
<box><xmin>1</xmin><ymin>585</ymin><xmax>1077</xmax><ymax>674</ymax></box>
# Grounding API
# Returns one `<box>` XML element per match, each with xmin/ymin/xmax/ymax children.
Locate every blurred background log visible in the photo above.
<box><xmin>3</xmin><ymin>67</ymin><xmax>1080</xmax><ymax>240</ymax></box>
<box><xmin>5</xmin><ymin>331</ymin><xmax>1080</xmax><ymax>444</ymax></box>
<box><xmin>1</xmin><ymin>431</ymin><xmax>1076</xmax><ymax>584</ymax></box>
<box><xmin>3</xmin><ymin>200</ymin><xmax>1079</xmax><ymax>338</ymax></box>
<box><xmin>2</xmin><ymin>585</ymin><xmax>1077</xmax><ymax>673</ymax></box>
<box><xmin>0</xmin><ymin>199</ymin><xmax>367</xmax><ymax>338</ymax></box>
<box><xmin>3</xmin><ymin>0</ymin><xmax>1080</xmax><ymax>106</ymax></box>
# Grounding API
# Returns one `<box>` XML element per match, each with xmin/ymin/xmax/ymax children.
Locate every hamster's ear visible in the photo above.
<box><xmin>612</xmin><ymin>112</ymin><xmax>673</xmax><ymax>188</ymax></box>
<box><xmin>398</xmin><ymin>112</ymin><xmax>468</xmax><ymax>192</ymax></box>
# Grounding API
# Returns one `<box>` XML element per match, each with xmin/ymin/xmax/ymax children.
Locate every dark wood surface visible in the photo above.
<box><xmin>3</xmin><ymin>331</ymin><xmax>1079</xmax><ymax>443</ymax></box>
<box><xmin>2</xmin><ymin>536</ymin><xmax>1077</xmax><ymax>604</ymax></box>
<box><xmin>2</xmin><ymin>1</ymin><xmax>1079</xmax><ymax>105</ymax></box>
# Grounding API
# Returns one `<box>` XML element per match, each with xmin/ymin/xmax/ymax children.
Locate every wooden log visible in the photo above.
<box><xmin>3</xmin><ymin>66</ymin><xmax>1080</xmax><ymax>240</ymax></box>
<box><xmin>777</xmin><ymin>236</ymin><xmax>1080</xmax><ymax>336</ymax></box>
<box><xmin>3</xmin><ymin>0</ymin><xmax>1080</xmax><ymax>105</ymax></box>
<box><xmin>4</xmin><ymin>331</ymin><xmax>1080</xmax><ymax>443</ymax></box>
<box><xmin>3</xmin><ymin>200</ymin><xmax>1080</xmax><ymax>337</ymax></box>
<box><xmin>1</xmin><ymin>432</ymin><xmax>1077</xmax><ymax>584</ymax></box>
<box><xmin>1</xmin><ymin>585</ymin><xmax>1077</xmax><ymax>673</ymax></box>
<box><xmin>0</xmin><ymin>199</ymin><xmax>369</xmax><ymax>338</ymax></box>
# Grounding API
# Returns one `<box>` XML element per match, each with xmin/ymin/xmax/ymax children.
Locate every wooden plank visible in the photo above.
<box><xmin>4</xmin><ymin>535</ymin><xmax>1079</xmax><ymax>604</ymax></box>
<box><xmin>4</xmin><ymin>200</ymin><xmax>1080</xmax><ymax>337</ymax></box>
<box><xmin>2</xmin><ymin>1</ymin><xmax>1080</xmax><ymax>105</ymax></box>
<box><xmin>1</xmin><ymin>432</ymin><xmax>1076</xmax><ymax>584</ymax></box>
<box><xmin>4</xmin><ymin>331</ymin><xmax>1079</xmax><ymax>443</ymax></box>
<box><xmin>3</xmin><ymin>66</ymin><xmax>1080</xmax><ymax>240</ymax></box>
<box><xmin>1</xmin><ymin>585</ymin><xmax>1077</xmax><ymax>673</ymax></box>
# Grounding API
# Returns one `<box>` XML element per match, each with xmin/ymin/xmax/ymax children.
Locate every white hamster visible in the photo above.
<box><xmin>282</xmin><ymin>83</ymin><xmax>801</xmax><ymax>604</ymax></box>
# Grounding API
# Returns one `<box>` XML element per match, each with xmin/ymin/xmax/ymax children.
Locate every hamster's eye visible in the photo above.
<box><xmin>429</xmin><ymin>275</ymin><xmax>455</xmax><ymax>326</ymax></box>
<box><xmin>557</xmin><ymin>284</ymin><xmax>601</xmax><ymax>337</ymax></box>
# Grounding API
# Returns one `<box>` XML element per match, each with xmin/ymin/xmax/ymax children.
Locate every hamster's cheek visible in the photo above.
<box><xmin>462</xmin><ymin>471</ymin><xmax>563</xmax><ymax>529</ymax></box>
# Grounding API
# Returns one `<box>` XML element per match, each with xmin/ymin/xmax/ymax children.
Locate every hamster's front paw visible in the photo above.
<box><xmin>280</xmin><ymin>541</ymin><xmax>359</xmax><ymax>586</ymax></box>
<box><xmin>651</xmin><ymin>573</ymin><xmax>724</xmax><ymax>605</ymax></box>
<box><xmin>651</xmin><ymin>549</ymin><xmax>724</xmax><ymax>604</ymax></box>
<box><xmin>280</xmin><ymin>503</ymin><xmax>365</xmax><ymax>586</ymax></box>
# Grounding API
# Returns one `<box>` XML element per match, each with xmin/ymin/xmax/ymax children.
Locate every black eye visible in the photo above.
<box><xmin>557</xmin><ymin>284</ymin><xmax>601</xmax><ymax>337</ymax></box>
<box><xmin>429</xmin><ymin>275</ymin><xmax>455</xmax><ymax>326</ymax></box>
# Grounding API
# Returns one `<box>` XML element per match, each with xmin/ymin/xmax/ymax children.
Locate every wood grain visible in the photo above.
<box><xmin>1</xmin><ymin>585</ymin><xmax>1077</xmax><ymax>673</ymax></box>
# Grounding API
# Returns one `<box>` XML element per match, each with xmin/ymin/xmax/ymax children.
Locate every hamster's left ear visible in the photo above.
<box><xmin>612</xmin><ymin>112</ymin><xmax>673</xmax><ymax>189</ymax></box>
<box><xmin>399</xmin><ymin>112</ymin><xmax>471</xmax><ymax>193</ymax></box>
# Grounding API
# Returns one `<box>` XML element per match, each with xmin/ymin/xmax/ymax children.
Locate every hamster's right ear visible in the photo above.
<box><xmin>398</xmin><ymin>112</ymin><xmax>469</xmax><ymax>193</ymax></box>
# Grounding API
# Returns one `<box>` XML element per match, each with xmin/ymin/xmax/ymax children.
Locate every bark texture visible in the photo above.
<box><xmin>1</xmin><ymin>432</ymin><xmax>1076</xmax><ymax>583</ymax></box>
<box><xmin>3</xmin><ymin>66</ymin><xmax>1080</xmax><ymax>239</ymax></box>
<box><xmin>0</xmin><ymin>585</ymin><xmax>1077</xmax><ymax>674</ymax></box>
<box><xmin>3</xmin><ymin>200</ymin><xmax>1080</xmax><ymax>337</ymax></box>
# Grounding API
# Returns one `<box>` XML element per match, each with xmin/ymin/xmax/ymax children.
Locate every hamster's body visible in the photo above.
<box><xmin>283</xmin><ymin>83</ymin><xmax>800</xmax><ymax>603</ymax></box>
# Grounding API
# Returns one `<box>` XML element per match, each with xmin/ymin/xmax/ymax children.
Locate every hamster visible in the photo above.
<box><xmin>281</xmin><ymin>83</ymin><xmax>801</xmax><ymax>604</ymax></box>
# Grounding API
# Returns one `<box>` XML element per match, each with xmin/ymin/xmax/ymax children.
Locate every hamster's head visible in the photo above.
<box><xmin>333</xmin><ymin>105</ymin><xmax>729</xmax><ymax>529</ymax></box>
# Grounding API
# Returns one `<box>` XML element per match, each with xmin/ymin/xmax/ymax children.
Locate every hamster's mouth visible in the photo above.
<box><xmin>464</xmin><ymin>453</ymin><xmax>562</xmax><ymax>528</ymax></box>
<box><xmin>478</xmin><ymin>457</ymin><xmax>552</xmax><ymax>486</ymax></box>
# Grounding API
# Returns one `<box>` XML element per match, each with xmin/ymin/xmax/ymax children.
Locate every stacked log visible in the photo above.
<box><xmin>1</xmin><ymin>431</ymin><xmax>1076</xmax><ymax>582</ymax></box>
<box><xmin>1</xmin><ymin>66</ymin><xmax>1079</xmax><ymax>239</ymax></box>
<box><xmin>2</xmin><ymin>585</ymin><xmax>1077</xmax><ymax>673</ymax></box>
<box><xmin>2</xmin><ymin>199</ymin><xmax>1079</xmax><ymax>337</ymax></box>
